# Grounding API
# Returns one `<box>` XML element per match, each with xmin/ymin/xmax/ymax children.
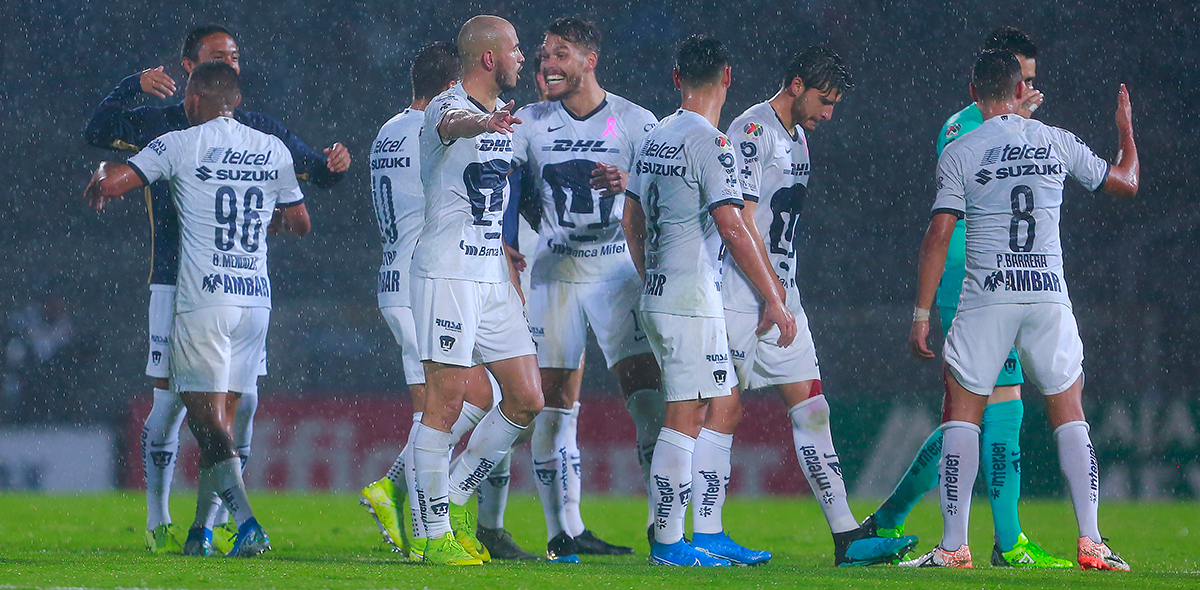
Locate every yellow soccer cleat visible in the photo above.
<box><xmin>449</xmin><ymin>500</ymin><xmax>490</xmax><ymax>563</ymax></box>
<box><xmin>144</xmin><ymin>523</ymin><xmax>184</xmax><ymax>554</ymax></box>
<box><xmin>212</xmin><ymin>521</ymin><xmax>238</xmax><ymax>556</ymax></box>
<box><xmin>360</xmin><ymin>478</ymin><xmax>410</xmax><ymax>557</ymax></box>
<box><xmin>422</xmin><ymin>532</ymin><xmax>483</xmax><ymax>565</ymax></box>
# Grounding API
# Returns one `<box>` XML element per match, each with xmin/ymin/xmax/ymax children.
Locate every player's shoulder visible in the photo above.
<box><xmin>939</xmin><ymin>103</ymin><xmax>982</xmax><ymax>146</ymax></box>
<box><xmin>379</xmin><ymin>108</ymin><xmax>423</xmax><ymax>133</ymax></box>
<box><xmin>605</xmin><ymin>93</ymin><xmax>655</xmax><ymax>122</ymax></box>
<box><xmin>515</xmin><ymin>100</ymin><xmax>557</xmax><ymax>121</ymax></box>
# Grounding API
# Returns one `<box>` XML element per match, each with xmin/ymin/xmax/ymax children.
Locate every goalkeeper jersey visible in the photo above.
<box><xmin>933</xmin><ymin>103</ymin><xmax>983</xmax><ymax>309</ymax></box>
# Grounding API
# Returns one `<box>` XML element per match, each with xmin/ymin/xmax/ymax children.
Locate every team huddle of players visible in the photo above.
<box><xmin>83</xmin><ymin>14</ymin><xmax>1137</xmax><ymax>571</ymax></box>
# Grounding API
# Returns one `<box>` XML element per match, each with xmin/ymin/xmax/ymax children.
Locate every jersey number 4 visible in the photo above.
<box><xmin>215</xmin><ymin>186</ymin><xmax>263</xmax><ymax>253</ymax></box>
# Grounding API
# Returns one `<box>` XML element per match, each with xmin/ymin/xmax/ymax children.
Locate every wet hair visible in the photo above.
<box><xmin>187</xmin><ymin>60</ymin><xmax>241</xmax><ymax>106</ymax></box>
<box><xmin>676</xmin><ymin>34</ymin><xmax>728</xmax><ymax>86</ymax></box>
<box><xmin>780</xmin><ymin>46</ymin><xmax>853</xmax><ymax>94</ymax></box>
<box><xmin>181</xmin><ymin>24</ymin><xmax>235</xmax><ymax>63</ymax></box>
<box><xmin>411</xmin><ymin>42</ymin><xmax>461</xmax><ymax>101</ymax></box>
<box><xmin>531</xmin><ymin>46</ymin><xmax>544</xmax><ymax>74</ymax></box>
<box><xmin>983</xmin><ymin>26</ymin><xmax>1037</xmax><ymax>59</ymax></box>
<box><xmin>972</xmin><ymin>49</ymin><xmax>1022</xmax><ymax>103</ymax></box>
<box><xmin>545</xmin><ymin>17</ymin><xmax>601</xmax><ymax>54</ymax></box>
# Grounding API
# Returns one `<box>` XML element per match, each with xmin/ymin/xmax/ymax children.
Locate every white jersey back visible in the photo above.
<box><xmin>512</xmin><ymin>94</ymin><xmax>658</xmax><ymax>283</ymax></box>
<box><xmin>414</xmin><ymin>84</ymin><xmax>512</xmax><ymax>283</ymax></box>
<box><xmin>722</xmin><ymin>101</ymin><xmax>810</xmax><ymax>314</ymax></box>
<box><xmin>933</xmin><ymin>114</ymin><xmax>1110</xmax><ymax>311</ymax></box>
<box><xmin>628</xmin><ymin>109</ymin><xmax>742</xmax><ymax>318</ymax></box>
<box><xmin>371</xmin><ymin>108</ymin><xmax>423</xmax><ymax>307</ymax></box>
<box><xmin>127</xmin><ymin>117</ymin><xmax>303</xmax><ymax>313</ymax></box>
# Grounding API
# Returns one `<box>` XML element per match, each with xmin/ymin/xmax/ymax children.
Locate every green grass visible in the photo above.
<box><xmin>1</xmin><ymin>493</ymin><xmax>1196</xmax><ymax>589</ymax></box>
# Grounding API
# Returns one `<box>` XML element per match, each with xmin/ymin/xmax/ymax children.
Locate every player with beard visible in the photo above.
<box><xmin>510</xmin><ymin>17</ymin><xmax>659</xmax><ymax>562</ymax></box>
<box><xmin>624</xmin><ymin>35</ymin><xmax>796</xmax><ymax>567</ymax></box>
<box><xmin>708</xmin><ymin>46</ymin><xmax>918</xmax><ymax>566</ymax></box>
<box><xmin>409</xmin><ymin>15</ymin><xmax>543</xmax><ymax>566</ymax></box>
<box><xmin>84</xmin><ymin>24</ymin><xmax>348</xmax><ymax>555</ymax></box>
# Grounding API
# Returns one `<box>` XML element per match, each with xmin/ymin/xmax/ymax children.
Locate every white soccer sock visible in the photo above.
<box><xmin>650</xmin><ymin>427</ymin><xmax>695</xmax><ymax>545</ymax></box>
<box><xmin>212</xmin><ymin>392</ymin><xmax>257</xmax><ymax>526</ymax></box>
<box><xmin>563</xmin><ymin>401</ymin><xmax>586</xmax><ymax>537</ymax></box>
<box><xmin>625</xmin><ymin>389</ymin><xmax>665</xmax><ymax>531</ymax></box>
<box><xmin>532</xmin><ymin>407</ymin><xmax>570</xmax><ymax>540</ymax></box>
<box><xmin>788</xmin><ymin>395</ymin><xmax>858</xmax><ymax>534</ymax></box>
<box><xmin>691</xmin><ymin>428</ymin><xmax>732</xmax><ymax>535</ymax></box>
<box><xmin>192</xmin><ymin>465</ymin><xmax>219</xmax><ymax>531</ymax></box>
<box><xmin>212</xmin><ymin>457</ymin><xmax>255</xmax><ymax>527</ymax></box>
<box><xmin>1055</xmin><ymin>421</ymin><xmax>1101</xmax><ymax>543</ymax></box>
<box><xmin>413</xmin><ymin>423</ymin><xmax>454</xmax><ymax>538</ymax></box>
<box><xmin>477</xmin><ymin>451</ymin><xmax>511</xmax><ymax>530</ymax></box>
<box><xmin>450</xmin><ymin>401</ymin><xmax>487</xmax><ymax>445</ymax></box>
<box><xmin>404</xmin><ymin>412</ymin><xmax>423</xmax><ymax>538</ymax></box>
<box><xmin>448</xmin><ymin>405</ymin><xmax>524</xmax><ymax>505</ymax></box>
<box><xmin>939</xmin><ymin>421</ymin><xmax>981</xmax><ymax>551</ymax></box>
<box><xmin>143</xmin><ymin>388</ymin><xmax>187</xmax><ymax>530</ymax></box>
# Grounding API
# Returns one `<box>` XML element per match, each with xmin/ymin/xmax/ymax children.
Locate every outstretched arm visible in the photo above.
<box><xmin>83</xmin><ymin>162</ymin><xmax>145</xmax><ymax>211</ymax></box>
<box><xmin>1102</xmin><ymin>84</ymin><xmax>1138</xmax><ymax>198</ymax></box>
<box><xmin>909</xmin><ymin>212</ymin><xmax>957</xmax><ymax>359</ymax></box>
<box><xmin>438</xmin><ymin>100</ymin><xmax>523</xmax><ymax>142</ymax></box>
<box><xmin>713</xmin><ymin>204</ymin><xmax>796</xmax><ymax>347</ymax></box>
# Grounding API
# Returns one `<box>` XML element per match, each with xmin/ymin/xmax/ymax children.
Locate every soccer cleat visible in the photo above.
<box><xmin>547</xmin><ymin>531</ymin><xmax>582</xmax><ymax>563</ymax></box>
<box><xmin>144</xmin><ymin>523</ymin><xmax>184</xmax><ymax>554</ymax></box>
<box><xmin>476</xmin><ymin>526</ymin><xmax>539</xmax><ymax>560</ymax></box>
<box><xmin>410</xmin><ymin>537</ymin><xmax>427</xmax><ymax>560</ymax></box>
<box><xmin>227</xmin><ymin>517</ymin><xmax>271</xmax><ymax>557</ymax></box>
<box><xmin>991</xmin><ymin>533</ymin><xmax>1074</xmax><ymax>568</ymax></box>
<box><xmin>448</xmin><ymin>500</ymin><xmax>490</xmax><ymax>563</ymax></box>
<box><xmin>859</xmin><ymin>513</ymin><xmax>911</xmax><ymax>562</ymax></box>
<box><xmin>834</xmin><ymin>523</ymin><xmax>919</xmax><ymax>567</ymax></box>
<box><xmin>692</xmin><ymin>531</ymin><xmax>772</xmax><ymax>565</ymax></box>
<box><xmin>182</xmin><ymin>527</ymin><xmax>213</xmax><ymax>557</ymax></box>
<box><xmin>212</xmin><ymin>521</ymin><xmax>237</xmax><ymax>556</ymax></box>
<box><xmin>1078</xmin><ymin>537</ymin><xmax>1130</xmax><ymax>571</ymax></box>
<box><xmin>649</xmin><ymin>539</ymin><xmax>731</xmax><ymax>567</ymax></box>
<box><xmin>359</xmin><ymin>478</ymin><xmax>410</xmax><ymax>556</ymax></box>
<box><xmin>574</xmin><ymin>529</ymin><xmax>635</xmax><ymax>555</ymax></box>
<box><xmin>899</xmin><ymin>545</ymin><xmax>973</xmax><ymax>568</ymax></box>
<box><xmin>422</xmin><ymin>531</ymin><xmax>483</xmax><ymax>565</ymax></box>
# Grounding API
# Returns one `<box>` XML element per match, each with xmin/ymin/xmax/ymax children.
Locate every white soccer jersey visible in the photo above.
<box><xmin>627</xmin><ymin>109</ymin><xmax>742</xmax><ymax>318</ymax></box>
<box><xmin>371</xmin><ymin>108</ymin><xmax>424</xmax><ymax>307</ymax></box>
<box><xmin>413</xmin><ymin>84</ymin><xmax>513</xmax><ymax>284</ymax></box>
<box><xmin>512</xmin><ymin>94</ymin><xmax>658</xmax><ymax>283</ymax></box>
<box><xmin>933</xmin><ymin>114</ymin><xmax>1110</xmax><ymax>311</ymax></box>
<box><xmin>722</xmin><ymin>101</ymin><xmax>810</xmax><ymax>314</ymax></box>
<box><xmin>127</xmin><ymin>117</ymin><xmax>303</xmax><ymax>313</ymax></box>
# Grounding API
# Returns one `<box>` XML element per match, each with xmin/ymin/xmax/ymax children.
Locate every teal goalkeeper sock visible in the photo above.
<box><xmin>874</xmin><ymin>428</ymin><xmax>943</xmax><ymax>530</ymax></box>
<box><xmin>982</xmin><ymin>399</ymin><xmax>1023</xmax><ymax>552</ymax></box>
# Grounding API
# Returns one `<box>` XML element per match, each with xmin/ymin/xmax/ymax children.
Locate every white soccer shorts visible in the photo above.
<box><xmin>381</xmin><ymin>305</ymin><xmax>426</xmax><ymax>386</ymax></box>
<box><xmin>410</xmin><ymin>277</ymin><xmax>537</xmax><ymax>367</ymax></box>
<box><xmin>170</xmin><ymin>305</ymin><xmax>270</xmax><ymax>395</ymax></box>
<box><xmin>725</xmin><ymin>306</ymin><xmax>820</xmax><ymax>391</ymax></box>
<box><xmin>526</xmin><ymin>271</ymin><xmax>652</xmax><ymax>370</ymax></box>
<box><xmin>147</xmin><ymin>285</ymin><xmax>266</xmax><ymax>380</ymax></box>
<box><xmin>639</xmin><ymin>310</ymin><xmax>734</xmax><ymax>403</ymax></box>
<box><xmin>944</xmin><ymin>302</ymin><xmax>1084</xmax><ymax>396</ymax></box>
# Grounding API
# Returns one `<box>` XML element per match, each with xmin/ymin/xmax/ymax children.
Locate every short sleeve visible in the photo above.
<box><xmin>1050</xmin><ymin>127</ymin><xmax>1110</xmax><ymax>192</ymax></box>
<box><xmin>693</xmin><ymin>130</ymin><xmax>743</xmax><ymax>212</ymax></box>
<box><xmin>627</xmin><ymin>109</ymin><xmax>659</xmax><ymax>164</ymax></box>
<box><xmin>125</xmin><ymin>133</ymin><xmax>175</xmax><ymax>185</ymax></box>
<box><xmin>931</xmin><ymin>147</ymin><xmax>966</xmax><ymax>217</ymax></box>
<box><xmin>427</xmin><ymin>91</ymin><xmax>471</xmax><ymax>146</ymax></box>
<box><xmin>274</xmin><ymin>148</ymin><xmax>305</xmax><ymax>207</ymax></box>
<box><xmin>731</xmin><ymin>118</ymin><xmax>767</xmax><ymax>201</ymax></box>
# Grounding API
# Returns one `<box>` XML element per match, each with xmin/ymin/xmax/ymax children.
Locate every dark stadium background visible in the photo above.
<box><xmin>1</xmin><ymin>0</ymin><xmax>1197</xmax><ymax>497</ymax></box>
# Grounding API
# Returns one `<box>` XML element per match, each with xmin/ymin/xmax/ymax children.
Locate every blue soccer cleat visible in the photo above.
<box><xmin>649</xmin><ymin>539</ymin><xmax>731</xmax><ymax>567</ymax></box>
<box><xmin>834</xmin><ymin>524</ymin><xmax>919</xmax><ymax>566</ymax></box>
<box><xmin>227</xmin><ymin>517</ymin><xmax>272</xmax><ymax>557</ymax></box>
<box><xmin>692</xmin><ymin>531</ymin><xmax>772</xmax><ymax>565</ymax></box>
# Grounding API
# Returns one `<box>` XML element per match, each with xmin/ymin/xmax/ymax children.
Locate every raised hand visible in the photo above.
<box><xmin>1116</xmin><ymin>83</ymin><xmax>1133</xmax><ymax>134</ymax></box>
<box><xmin>140</xmin><ymin>66</ymin><xmax>176</xmax><ymax>98</ymax></box>
<box><xmin>485</xmin><ymin>100</ymin><xmax>523</xmax><ymax>134</ymax></box>
<box><xmin>1017</xmin><ymin>88</ymin><xmax>1045</xmax><ymax>119</ymax></box>
<box><xmin>324</xmin><ymin>142</ymin><xmax>350</xmax><ymax>173</ymax></box>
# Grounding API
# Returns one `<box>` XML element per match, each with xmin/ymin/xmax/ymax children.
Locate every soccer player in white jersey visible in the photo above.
<box><xmin>409</xmin><ymin>15</ymin><xmax>545</xmax><ymax>566</ymax></box>
<box><xmin>623</xmin><ymin>35</ymin><xmax>796</xmax><ymax>567</ymax></box>
<box><xmin>356</xmin><ymin>42</ymin><xmax>536</xmax><ymax>562</ymax></box>
<box><xmin>511</xmin><ymin>17</ymin><xmax>660</xmax><ymax>561</ymax></box>
<box><xmin>702</xmin><ymin>46</ymin><xmax>919</xmax><ymax>566</ymax></box>
<box><xmin>901</xmin><ymin>50</ymin><xmax>1138</xmax><ymax>569</ymax></box>
<box><xmin>85</xmin><ymin>61</ymin><xmax>311</xmax><ymax>557</ymax></box>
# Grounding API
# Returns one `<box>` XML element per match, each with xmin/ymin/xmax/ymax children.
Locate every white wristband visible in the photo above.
<box><xmin>913</xmin><ymin>307</ymin><xmax>930</xmax><ymax>322</ymax></box>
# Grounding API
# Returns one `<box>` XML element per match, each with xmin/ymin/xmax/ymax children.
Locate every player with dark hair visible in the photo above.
<box><xmin>901</xmin><ymin>48</ymin><xmax>1137</xmax><ymax>569</ymax></box>
<box><xmin>704</xmin><ymin>46</ymin><xmax>917</xmax><ymax>566</ymax></box>
<box><xmin>85</xmin><ymin>60</ymin><xmax>312</xmax><ymax>558</ymax></box>
<box><xmin>84</xmin><ymin>24</ymin><xmax>349</xmax><ymax>555</ymax></box>
<box><xmin>510</xmin><ymin>16</ymin><xmax>657</xmax><ymax>562</ymax></box>
<box><xmin>623</xmin><ymin>34</ymin><xmax>795</xmax><ymax>567</ymax></box>
<box><xmin>868</xmin><ymin>27</ymin><xmax>1073</xmax><ymax>569</ymax></box>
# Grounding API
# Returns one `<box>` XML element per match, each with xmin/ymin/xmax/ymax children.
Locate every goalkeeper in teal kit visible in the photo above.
<box><xmin>865</xmin><ymin>27</ymin><xmax>1073</xmax><ymax>569</ymax></box>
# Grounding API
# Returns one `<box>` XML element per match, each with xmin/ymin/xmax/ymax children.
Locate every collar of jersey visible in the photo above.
<box><xmin>766</xmin><ymin>102</ymin><xmax>800</xmax><ymax>143</ymax></box>
<box><xmin>561</xmin><ymin>96</ymin><xmax>608</xmax><ymax>122</ymax></box>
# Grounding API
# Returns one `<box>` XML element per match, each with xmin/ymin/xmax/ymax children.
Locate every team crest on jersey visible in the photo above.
<box><xmin>744</xmin><ymin>122</ymin><xmax>764</xmax><ymax>138</ymax></box>
<box><xmin>945</xmin><ymin>123</ymin><xmax>962</xmax><ymax>139</ymax></box>
<box><xmin>984</xmin><ymin>271</ymin><xmax>1005</xmax><ymax>292</ymax></box>
<box><xmin>151</xmin><ymin>351</ymin><xmax>162</xmax><ymax>365</ymax></box>
<box><xmin>439</xmin><ymin>335</ymin><xmax>456</xmax><ymax>352</ymax></box>
<box><xmin>202</xmin><ymin>274</ymin><xmax>222</xmax><ymax>293</ymax></box>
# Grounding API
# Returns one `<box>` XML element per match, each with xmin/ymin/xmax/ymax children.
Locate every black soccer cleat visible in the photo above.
<box><xmin>547</xmin><ymin>531</ymin><xmax>581</xmax><ymax>563</ymax></box>
<box><xmin>476</xmin><ymin>526</ymin><xmax>539</xmax><ymax>561</ymax></box>
<box><xmin>575</xmin><ymin>529</ymin><xmax>635</xmax><ymax>555</ymax></box>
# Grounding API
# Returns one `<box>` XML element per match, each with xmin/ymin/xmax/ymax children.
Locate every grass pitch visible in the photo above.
<box><xmin>1</xmin><ymin>493</ymin><xmax>1196</xmax><ymax>589</ymax></box>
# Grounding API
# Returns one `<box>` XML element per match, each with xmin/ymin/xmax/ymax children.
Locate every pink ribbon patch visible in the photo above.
<box><xmin>602</xmin><ymin>116</ymin><xmax>617</xmax><ymax>138</ymax></box>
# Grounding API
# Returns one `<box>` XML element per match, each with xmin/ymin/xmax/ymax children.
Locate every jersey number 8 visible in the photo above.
<box><xmin>1008</xmin><ymin>184</ymin><xmax>1035</xmax><ymax>253</ymax></box>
